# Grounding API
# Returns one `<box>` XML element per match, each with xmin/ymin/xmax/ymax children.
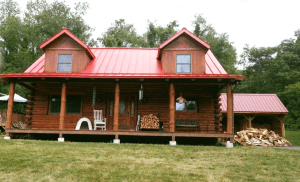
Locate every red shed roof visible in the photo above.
<box><xmin>39</xmin><ymin>27</ymin><xmax>95</xmax><ymax>59</ymax></box>
<box><xmin>220</xmin><ymin>93</ymin><xmax>288</xmax><ymax>113</ymax></box>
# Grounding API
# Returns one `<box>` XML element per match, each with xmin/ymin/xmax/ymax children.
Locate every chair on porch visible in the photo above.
<box><xmin>94</xmin><ymin>110</ymin><xmax>106</xmax><ymax>130</ymax></box>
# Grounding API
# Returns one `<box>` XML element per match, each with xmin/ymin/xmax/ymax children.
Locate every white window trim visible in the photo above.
<box><xmin>57</xmin><ymin>54</ymin><xmax>73</xmax><ymax>73</ymax></box>
<box><xmin>176</xmin><ymin>54</ymin><xmax>192</xmax><ymax>74</ymax></box>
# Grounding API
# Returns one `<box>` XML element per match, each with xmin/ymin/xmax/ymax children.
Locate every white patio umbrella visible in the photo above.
<box><xmin>0</xmin><ymin>93</ymin><xmax>27</xmax><ymax>102</ymax></box>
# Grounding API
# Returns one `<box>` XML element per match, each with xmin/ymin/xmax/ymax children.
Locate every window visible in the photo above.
<box><xmin>110</xmin><ymin>99</ymin><xmax>114</xmax><ymax>116</ymax></box>
<box><xmin>131</xmin><ymin>100</ymin><xmax>134</xmax><ymax>117</ymax></box>
<box><xmin>176</xmin><ymin>54</ymin><xmax>191</xmax><ymax>73</ymax></box>
<box><xmin>176</xmin><ymin>99</ymin><xmax>196</xmax><ymax>111</ymax></box>
<box><xmin>50</xmin><ymin>95</ymin><xmax>81</xmax><ymax>114</ymax></box>
<box><xmin>57</xmin><ymin>54</ymin><xmax>72</xmax><ymax>72</ymax></box>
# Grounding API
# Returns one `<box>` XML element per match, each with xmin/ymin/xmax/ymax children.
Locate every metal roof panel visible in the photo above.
<box><xmin>220</xmin><ymin>93</ymin><xmax>288</xmax><ymax>113</ymax></box>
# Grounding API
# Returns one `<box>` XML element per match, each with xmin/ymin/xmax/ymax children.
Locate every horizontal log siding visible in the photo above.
<box><xmin>30</xmin><ymin>82</ymin><xmax>219</xmax><ymax>133</ymax></box>
<box><xmin>175</xmin><ymin>85</ymin><xmax>217</xmax><ymax>132</ymax></box>
<box><xmin>31</xmin><ymin>82</ymin><xmax>114</xmax><ymax>129</ymax></box>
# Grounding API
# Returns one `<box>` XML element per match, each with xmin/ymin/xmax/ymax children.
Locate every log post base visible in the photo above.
<box><xmin>58</xmin><ymin>138</ymin><xmax>64</xmax><ymax>142</ymax></box>
<box><xmin>113</xmin><ymin>139</ymin><xmax>120</xmax><ymax>144</ymax></box>
<box><xmin>226</xmin><ymin>141</ymin><xmax>233</xmax><ymax>148</ymax></box>
<box><xmin>4</xmin><ymin>136</ymin><xmax>11</xmax><ymax>140</ymax></box>
<box><xmin>169</xmin><ymin>141</ymin><xmax>177</xmax><ymax>146</ymax></box>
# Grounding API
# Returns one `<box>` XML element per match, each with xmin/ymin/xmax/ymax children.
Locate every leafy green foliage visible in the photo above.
<box><xmin>99</xmin><ymin>19</ymin><xmax>146</xmax><ymax>47</ymax></box>
<box><xmin>0</xmin><ymin>0</ymin><xmax>95</xmax><ymax>101</ymax></box>
<box><xmin>144</xmin><ymin>20</ymin><xmax>179</xmax><ymax>47</ymax></box>
<box><xmin>237</xmin><ymin>29</ymin><xmax>300</xmax><ymax>130</ymax></box>
<box><xmin>281</xmin><ymin>82</ymin><xmax>300</xmax><ymax>130</ymax></box>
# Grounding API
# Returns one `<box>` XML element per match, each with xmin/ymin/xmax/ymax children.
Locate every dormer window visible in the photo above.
<box><xmin>176</xmin><ymin>54</ymin><xmax>191</xmax><ymax>73</ymax></box>
<box><xmin>57</xmin><ymin>54</ymin><xmax>72</xmax><ymax>72</ymax></box>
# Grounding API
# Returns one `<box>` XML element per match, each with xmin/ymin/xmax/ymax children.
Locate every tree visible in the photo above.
<box><xmin>144</xmin><ymin>20</ymin><xmax>179</xmax><ymax>47</ymax></box>
<box><xmin>23</xmin><ymin>0</ymin><xmax>96</xmax><ymax>61</ymax></box>
<box><xmin>0</xmin><ymin>0</ymin><xmax>96</xmax><ymax>110</ymax></box>
<box><xmin>236</xmin><ymin>29</ymin><xmax>300</xmax><ymax>130</ymax></box>
<box><xmin>99</xmin><ymin>19</ymin><xmax>145</xmax><ymax>47</ymax></box>
<box><xmin>281</xmin><ymin>82</ymin><xmax>300</xmax><ymax>130</ymax></box>
<box><xmin>192</xmin><ymin>14</ymin><xmax>237</xmax><ymax>74</ymax></box>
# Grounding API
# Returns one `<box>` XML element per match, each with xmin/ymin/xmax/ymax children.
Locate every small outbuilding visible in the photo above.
<box><xmin>220</xmin><ymin>93</ymin><xmax>288</xmax><ymax>137</ymax></box>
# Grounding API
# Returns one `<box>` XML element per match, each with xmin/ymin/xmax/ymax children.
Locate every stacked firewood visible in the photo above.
<box><xmin>234</xmin><ymin>128</ymin><xmax>293</xmax><ymax>147</ymax></box>
<box><xmin>252</xmin><ymin>123</ymin><xmax>271</xmax><ymax>130</ymax></box>
<box><xmin>140</xmin><ymin>114</ymin><xmax>159</xmax><ymax>129</ymax></box>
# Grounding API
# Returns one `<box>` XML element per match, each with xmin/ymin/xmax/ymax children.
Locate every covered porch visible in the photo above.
<box><xmin>4</xmin><ymin>78</ymin><xmax>237</xmax><ymax>144</ymax></box>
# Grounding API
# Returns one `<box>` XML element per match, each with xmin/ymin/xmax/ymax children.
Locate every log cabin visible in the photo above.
<box><xmin>1</xmin><ymin>27</ymin><xmax>247</xmax><ymax>145</ymax></box>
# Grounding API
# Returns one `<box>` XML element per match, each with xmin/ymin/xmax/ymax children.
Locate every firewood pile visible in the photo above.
<box><xmin>234</xmin><ymin>128</ymin><xmax>293</xmax><ymax>147</ymax></box>
<box><xmin>140</xmin><ymin>114</ymin><xmax>159</xmax><ymax>129</ymax></box>
<box><xmin>252</xmin><ymin>123</ymin><xmax>271</xmax><ymax>130</ymax></box>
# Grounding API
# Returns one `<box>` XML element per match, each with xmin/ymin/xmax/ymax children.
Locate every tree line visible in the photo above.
<box><xmin>0</xmin><ymin>0</ymin><xmax>299</xmax><ymax>130</ymax></box>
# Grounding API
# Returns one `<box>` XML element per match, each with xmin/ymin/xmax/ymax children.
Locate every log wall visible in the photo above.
<box><xmin>29</xmin><ymin>81</ymin><xmax>221</xmax><ymax>133</ymax></box>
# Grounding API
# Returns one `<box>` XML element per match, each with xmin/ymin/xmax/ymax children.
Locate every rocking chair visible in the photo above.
<box><xmin>94</xmin><ymin>110</ymin><xmax>106</xmax><ymax>130</ymax></box>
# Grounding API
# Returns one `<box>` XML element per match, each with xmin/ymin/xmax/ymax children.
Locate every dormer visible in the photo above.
<box><xmin>40</xmin><ymin>27</ymin><xmax>95</xmax><ymax>73</ymax></box>
<box><xmin>157</xmin><ymin>28</ymin><xmax>210</xmax><ymax>74</ymax></box>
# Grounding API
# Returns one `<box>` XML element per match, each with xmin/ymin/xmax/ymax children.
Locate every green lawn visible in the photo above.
<box><xmin>285</xmin><ymin>130</ymin><xmax>300</xmax><ymax>146</ymax></box>
<box><xmin>0</xmin><ymin>136</ymin><xmax>299</xmax><ymax>182</ymax></box>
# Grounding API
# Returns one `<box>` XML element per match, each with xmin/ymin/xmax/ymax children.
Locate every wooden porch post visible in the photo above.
<box><xmin>6</xmin><ymin>81</ymin><xmax>15</xmax><ymax>130</ymax></box>
<box><xmin>113</xmin><ymin>83</ymin><xmax>120</xmax><ymax>131</ymax></box>
<box><xmin>226</xmin><ymin>83</ymin><xmax>233</xmax><ymax>134</ymax></box>
<box><xmin>282</xmin><ymin>115</ymin><xmax>286</xmax><ymax>138</ymax></box>
<box><xmin>169</xmin><ymin>83</ymin><xmax>175</xmax><ymax>133</ymax></box>
<box><xmin>59</xmin><ymin>82</ymin><xmax>67</xmax><ymax>131</ymax></box>
<box><xmin>275</xmin><ymin>115</ymin><xmax>286</xmax><ymax>138</ymax></box>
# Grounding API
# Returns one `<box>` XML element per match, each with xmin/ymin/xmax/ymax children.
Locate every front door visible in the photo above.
<box><xmin>118</xmin><ymin>96</ymin><xmax>131</xmax><ymax>129</ymax></box>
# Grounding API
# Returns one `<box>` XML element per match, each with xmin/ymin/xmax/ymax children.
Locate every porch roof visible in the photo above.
<box><xmin>1</xmin><ymin>48</ymin><xmax>246</xmax><ymax>79</ymax></box>
<box><xmin>220</xmin><ymin>93</ymin><xmax>288</xmax><ymax>114</ymax></box>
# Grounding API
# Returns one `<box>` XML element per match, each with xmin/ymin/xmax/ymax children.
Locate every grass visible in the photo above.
<box><xmin>285</xmin><ymin>130</ymin><xmax>300</xmax><ymax>146</ymax></box>
<box><xmin>0</xmin><ymin>136</ymin><xmax>299</xmax><ymax>182</ymax></box>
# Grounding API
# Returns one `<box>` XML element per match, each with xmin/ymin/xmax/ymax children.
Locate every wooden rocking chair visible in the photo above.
<box><xmin>94</xmin><ymin>110</ymin><xmax>106</xmax><ymax>130</ymax></box>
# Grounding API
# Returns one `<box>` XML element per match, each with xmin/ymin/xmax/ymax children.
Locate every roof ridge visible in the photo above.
<box><xmin>90</xmin><ymin>47</ymin><xmax>158</xmax><ymax>50</ymax></box>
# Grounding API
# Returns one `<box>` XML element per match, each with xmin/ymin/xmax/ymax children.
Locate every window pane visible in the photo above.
<box><xmin>66</xmin><ymin>95</ymin><xmax>81</xmax><ymax>114</ymax></box>
<box><xmin>57</xmin><ymin>64</ymin><xmax>72</xmax><ymax>72</ymax></box>
<box><xmin>131</xmin><ymin>100</ymin><xmax>134</xmax><ymax>117</ymax></box>
<box><xmin>176</xmin><ymin>100</ymin><xmax>196</xmax><ymax>111</ymax></box>
<box><xmin>176</xmin><ymin>64</ymin><xmax>190</xmax><ymax>73</ymax></box>
<box><xmin>186</xmin><ymin>101</ymin><xmax>196</xmax><ymax>110</ymax></box>
<box><xmin>177</xmin><ymin>55</ymin><xmax>191</xmax><ymax>63</ymax></box>
<box><xmin>50</xmin><ymin>95</ymin><xmax>61</xmax><ymax>113</ymax></box>
<box><xmin>58</xmin><ymin>54</ymin><xmax>72</xmax><ymax>64</ymax></box>
<box><xmin>110</xmin><ymin>99</ymin><xmax>114</xmax><ymax>116</ymax></box>
<box><xmin>119</xmin><ymin>99</ymin><xmax>125</xmax><ymax>115</ymax></box>
<box><xmin>57</xmin><ymin>54</ymin><xmax>72</xmax><ymax>72</ymax></box>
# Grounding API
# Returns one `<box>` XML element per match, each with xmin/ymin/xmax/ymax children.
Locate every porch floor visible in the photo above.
<box><xmin>6</xmin><ymin>129</ymin><xmax>233</xmax><ymax>138</ymax></box>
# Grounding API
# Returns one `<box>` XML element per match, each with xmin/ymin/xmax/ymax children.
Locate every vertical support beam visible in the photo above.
<box><xmin>226</xmin><ymin>83</ymin><xmax>233</xmax><ymax>134</ymax></box>
<box><xmin>59</xmin><ymin>82</ymin><xmax>67</xmax><ymax>131</ymax></box>
<box><xmin>281</xmin><ymin>115</ymin><xmax>286</xmax><ymax>138</ymax></box>
<box><xmin>113</xmin><ymin>83</ymin><xmax>120</xmax><ymax>131</ymax></box>
<box><xmin>6</xmin><ymin>81</ymin><xmax>15</xmax><ymax>130</ymax></box>
<box><xmin>169</xmin><ymin>83</ymin><xmax>175</xmax><ymax>133</ymax></box>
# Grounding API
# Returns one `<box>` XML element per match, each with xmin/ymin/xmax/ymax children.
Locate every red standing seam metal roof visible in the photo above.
<box><xmin>39</xmin><ymin>27</ymin><xmax>95</xmax><ymax>59</ymax></box>
<box><xmin>1</xmin><ymin>27</ymin><xmax>246</xmax><ymax>79</ymax></box>
<box><xmin>220</xmin><ymin>93</ymin><xmax>288</xmax><ymax>113</ymax></box>
<box><xmin>2</xmin><ymin>48</ymin><xmax>246</xmax><ymax>79</ymax></box>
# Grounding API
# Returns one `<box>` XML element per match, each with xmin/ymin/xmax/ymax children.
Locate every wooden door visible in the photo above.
<box><xmin>118</xmin><ymin>96</ymin><xmax>131</xmax><ymax>129</ymax></box>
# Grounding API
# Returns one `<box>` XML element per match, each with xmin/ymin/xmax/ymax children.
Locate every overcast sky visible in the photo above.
<box><xmin>15</xmin><ymin>0</ymin><xmax>300</xmax><ymax>59</ymax></box>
